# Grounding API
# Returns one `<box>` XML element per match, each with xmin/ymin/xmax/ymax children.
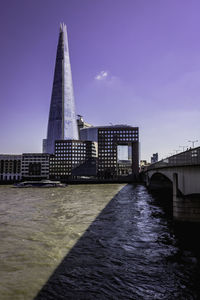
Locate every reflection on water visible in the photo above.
<box><xmin>1</xmin><ymin>184</ymin><xmax>200</xmax><ymax>299</ymax></box>
<box><xmin>0</xmin><ymin>184</ymin><xmax>124</xmax><ymax>300</ymax></box>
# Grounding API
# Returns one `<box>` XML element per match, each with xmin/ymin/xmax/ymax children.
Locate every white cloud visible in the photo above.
<box><xmin>94</xmin><ymin>70</ymin><xmax>122</xmax><ymax>88</ymax></box>
<box><xmin>95</xmin><ymin>70</ymin><xmax>108</xmax><ymax>80</ymax></box>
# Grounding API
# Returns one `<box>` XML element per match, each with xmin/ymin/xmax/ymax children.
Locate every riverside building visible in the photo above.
<box><xmin>0</xmin><ymin>154</ymin><xmax>22</xmax><ymax>182</ymax></box>
<box><xmin>80</xmin><ymin>125</ymin><xmax>139</xmax><ymax>180</ymax></box>
<box><xmin>49</xmin><ymin>140</ymin><xmax>97</xmax><ymax>180</ymax></box>
<box><xmin>151</xmin><ymin>153</ymin><xmax>158</xmax><ymax>164</ymax></box>
<box><xmin>21</xmin><ymin>153</ymin><xmax>49</xmax><ymax>180</ymax></box>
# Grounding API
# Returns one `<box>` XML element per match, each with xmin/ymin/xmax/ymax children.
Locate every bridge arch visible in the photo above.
<box><xmin>148</xmin><ymin>171</ymin><xmax>173</xmax><ymax>192</ymax></box>
<box><xmin>145</xmin><ymin>164</ymin><xmax>200</xmax><ymax>222</ymax></box>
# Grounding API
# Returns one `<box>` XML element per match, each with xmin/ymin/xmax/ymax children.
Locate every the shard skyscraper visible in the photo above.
<box><xmin>43</xmin><ymin>23</ymin><xmax>79</xmax><ymax>154</ymax></box>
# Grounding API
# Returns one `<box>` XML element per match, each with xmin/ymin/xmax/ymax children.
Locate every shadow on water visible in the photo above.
<box><xmin>150</xmin><ymin>188</ymin><xmax>200</xmax><ymax>255</ymax></box>
<box><xmin>35</xmin><ymin>184</ymin><xmax>200</xmax><ymax>300</ymax></box>
<box><xmin>35</xmin><ymin>185</ymin><xmax>131</xmax><ymax>300</ymax></box>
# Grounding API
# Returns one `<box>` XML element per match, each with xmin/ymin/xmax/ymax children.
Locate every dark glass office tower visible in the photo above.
<box><xmin>43</xmin><ymin>23</ymin><xmax>78</xmax><ymax>154</ymax></box>
<box><xmin>80</xmin><ymin>125</ymin><xmax>139</xmax><ymax>180</ymax></box>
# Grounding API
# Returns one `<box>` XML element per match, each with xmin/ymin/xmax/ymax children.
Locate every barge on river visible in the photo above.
<box><xmin>14</xmin><ymin>180</ymin><xmax>66</xmax><ymax>188</ymax></box>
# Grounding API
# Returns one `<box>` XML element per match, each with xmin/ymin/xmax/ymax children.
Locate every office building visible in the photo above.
<box><xmin>43</xmin><ymin>23</ymin><xmax>78</xmax><ymax>154</ymax></box>
<box><xmin>80</xmin><ymin>125</ymin><xmax>139</xmax><ymax>180</ymax></box>
<box><xmin>151</xmin><ymin>153</ymin><xmax>158</xmax><ymax>164</ymax></box>
<box><xmin>21</xmin><ymin>153</ymin><xmax>49</xmax><ymax>180</ymax></box>
<box><xmin>80</xmin><ymin>126</ymin><xmax>98</xmax><ymax>143</ymax></box>
<box><xmin>0</xmin><ymin>155</ymin><xmax>22</xmax><ymax>182</ymax></box>
<box><xmin>49</xmin><ymin>140</ymin><xmax>97</xmax><ymax>180</ymax></box>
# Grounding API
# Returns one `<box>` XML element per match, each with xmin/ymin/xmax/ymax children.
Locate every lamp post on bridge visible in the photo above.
<box><xmin>179</xmin><ymin>145</ymin><xmax>187</xmax><ymax>152</ymax></box>
<box><xmin>188</xmin><ymin>140</ymin><xmax>198</xmax><ymax>148</ymax></box>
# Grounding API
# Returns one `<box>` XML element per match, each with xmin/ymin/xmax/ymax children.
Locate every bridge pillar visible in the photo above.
<box><xmin>173</xmin><ymin>173</ymin><xmax>200</xmax><ymax>222</ymax></box>
<box><xmin>173</xmin><ymin>173</ymin><xmax>178</xmax><ymax>200</ymax></box>
<box><xmin>146</xmin><ymin>174</ymin><xmax>149</xmax><ymax>187</ymax></box>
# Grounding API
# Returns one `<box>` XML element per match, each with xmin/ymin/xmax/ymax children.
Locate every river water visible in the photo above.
<box><xmin>1</xmin><ymin>184</ymin><xmax>200</xmax><ymax>299</ymax></box>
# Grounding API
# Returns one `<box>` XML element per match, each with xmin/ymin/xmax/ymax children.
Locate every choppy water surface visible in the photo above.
<box><xmin>0</xmin><ymin>184</ymin><xmax>124</xmax><ymax>300</ymax></box>
<box><xmin>1</xmin><ymin>184</ymin><xmax>200</xmax><ymax>299</ymax></box>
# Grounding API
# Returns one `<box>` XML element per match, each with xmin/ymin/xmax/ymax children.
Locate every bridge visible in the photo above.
<box><xmin>144</xmin><ymin>147</ymin><xmax>200</xmax><ymax>222</ymax></box>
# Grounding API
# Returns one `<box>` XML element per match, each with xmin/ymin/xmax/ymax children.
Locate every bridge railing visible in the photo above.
<box><xmin>147</xmin><ymin>146</ymin><xmax>200</xmax><ymax>170</ymax></box>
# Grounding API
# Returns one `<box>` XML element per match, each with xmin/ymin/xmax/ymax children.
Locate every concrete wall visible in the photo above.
<box><xmin>147</xmin><ymin>166</ymin><xmax>200</xmax><ymax>196</ymax></box>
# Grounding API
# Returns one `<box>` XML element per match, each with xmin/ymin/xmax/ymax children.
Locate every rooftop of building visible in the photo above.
<box><xmin>55</xmin><ymin>139</ymin><xmax>96</xmax><ymax>143</ymax></box>
<box><xmin>0</xmin><ymin>154</ymin><xmax>22</xmax><ymax>157</ymax></box>
<box><xmin>22</xmin><ymin>153</ymin><xmax>50</xmax><ymax>156</ymax></box>
<box><xmin>80</xmin><ymin>125</ymin><xmax>139</xmax><ymax>130</ymax></box>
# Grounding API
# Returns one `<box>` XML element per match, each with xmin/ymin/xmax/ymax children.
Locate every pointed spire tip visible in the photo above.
<box><xmin>60</xmin><ymin>22</ymin><xmax>67</xmax><ymax>33</ymax></box>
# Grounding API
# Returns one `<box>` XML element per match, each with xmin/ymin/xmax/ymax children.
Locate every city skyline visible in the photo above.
<box><xmin>0</xmin><ymin>0</ymin><xmax>200</xmax><ymax>161</ymax></box>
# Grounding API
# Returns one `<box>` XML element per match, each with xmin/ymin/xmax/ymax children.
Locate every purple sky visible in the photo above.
<box><xmin>0</xmin><ymin>0</ymin><xmax>200</xmax><ymax>161</ymax></box>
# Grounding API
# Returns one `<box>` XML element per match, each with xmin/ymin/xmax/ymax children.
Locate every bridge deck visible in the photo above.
<box><xmin>147</xmin><ymin>146</ymin><xmax>200</xmax><ymax>170</ymax></box>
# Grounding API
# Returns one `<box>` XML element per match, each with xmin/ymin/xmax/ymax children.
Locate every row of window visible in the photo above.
<box><xmin>98</xmin><ymin>162</ymin><xmax>116</xmax><ymax>165</ymax></box>
<box><xmin>0</xmin><ymin>159</ymin><xmax>21</xmax><ymax>161</ymax></box>
<box><xmin>56</xmin><ymin>144</ymin><xmax>86</xmax><ymax>147</ymax></box>
<box><xmin>56</xmin><ymin>148</ymin><xmax>86</xmax><ymax>152</ymax></box>
<box><xmin>0</xmin><ymin>164</ymin><xmax>21</xmax><ymax>167</ymax></box>
<box><xmin>98</xmin><ymin>166</ymin><xmax>116</xmax><ymax>169</ymax></box>
<box><xmin>99</xmin><ymin>152</ymin><xmax>117</xmax><ymax>155</ymax></box>
<box><xmin>50</xmin><ymin>173</ymin><xmax>71</xmax><ymax>175</ymax></box>
<box><xmin>55</xmin><ymin>155</ymin><xmax>84</xmax><ymax>158</ymax></box>
<box><xmin>0</xmin><ymin>168</ymin><xmax>21</xmax><ymax>171</ymax></box>
<box><xmin>22</xmin><ymin>158</ymin><xmax>48</xmax><ymax>161</ymax></box>
<box><xmin>99</xmin><ymin>130</ymin><xmax>138</xmax><ymax>134</ymax></box>
<box><xmin>0</xmin><ymin>161</ymin><xmax>21</xmax><ymax>167</ymax></box>
<box><xmin>99</xmin><ymin>139</ymin><xmax>138</xmax><ymax>144</ymax></box>
<box><xmin>56</xmin><ymin>145</ymin><xmax>88</xmax><ymax>149</ymax></box>
<box><xmin>22</xmin><ymin>166</ymin><xmax>48</xmax><ymax>169</ymax></box>
<box><xmin>0</xmin><ymin>160</ymin><xmax>21</xmax><ymax>163</ymax></box>
<box><xmin>99</xmin><ymin>134</ymin><xmax>138</xmax><ymax>137</ymax></box>
<box><xmin>22</xmin><ymin>169</ymin><xmax>49</xmax><ymax>171</ymax></box>
<box><xmin>50</xmin><ymin>161</ymin><xmax>84</xmax><ymax>165</ymax></box>
<box><xmin>0</xmin><ymin>171</ymin><xmax>21</xmax><ymax>174</ymax></box>
<box><xmin>0</xmin><ymin>175</ymin><xmax>21</xmax><ymax>180</ymax></box>
<box><xmin>57</xmin><ymin>150</ymin><xmax>95</xmax><ymax>154</ymax></box>
<box><xmin>99</xmin><ymin>146</ymin><xmax>116</xmax><ymax>149</ymax></box>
